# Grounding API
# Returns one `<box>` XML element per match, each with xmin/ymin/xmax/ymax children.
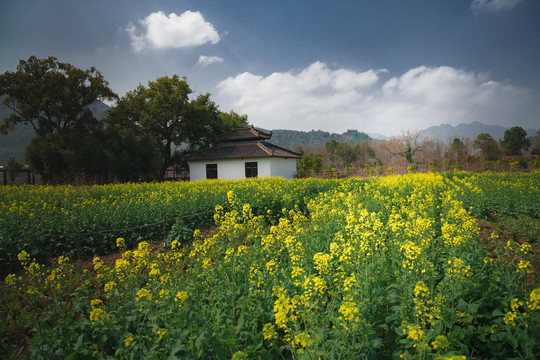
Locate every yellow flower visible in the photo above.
<box><xmin>136</xmin><ymin>288</ymin><xmax>152</xmax><ymax>302</ymax></box>
<box><xmin>104</xmin><ymin>281</ymin><xmax>116</xmax><ymax>293</ymax></box>
<box><xmin>175</xmin><ymin>291</ymin><xmax>189</xmax><ymax>303</ymax></box>
<box><xmin>313</xmin><ymin>252</ymin><xmax>332</xmax><ymax>275</ymax></box>
<box><xmin>89</xmin><ymin>307</ymin><xmax>107</xmax><ymax>324</ymax></box>
<box><xmin>57</xmin><ymin>255</ymin><xmax>69</xmax><ymax>266</ymax></box>
<box><xmin>431</xmin><ymin>335</ymin><xmax>450</xmax><ymax>349</ymax></box>
<box><xmin>17</xmin><ymin>250</ymin><xmax>30</xmax><ymax>265</ymax></box>
<box><xmin>293</xmin><ymin>332</ymin><xmax>312</xmax><ymax>354</ymax></box>
<box><xmin>503</xmin><ymin>311</ymin><xmax>517</xmax><ymax>326</ymax></box>
<box><xmin>414</xmin><ymin>281</ymin><xmax>429</xmax><ymax>298</ymax></box>
<box><xmin>159</xmin><ymin>289</ymin><xmax>170</xmax><ymax>298</ymax></box>
<box><xmin>527</xmin><ymin>288</ymin><xmax>540</xmax><ymax>311</ymax></box>
<box><xmin>510</xmin><ymin>298</ymin><xmax>523</xmax><ymax>312</ymax></box>
<box><xmin>116</xmin><ymin>237</ymin><xmax>126</xmax><ymax>249</ymax></box>
<box><xmin>4</xmin><ymin>274</ymin><xmax>16</xmax><ymax>287</ymax></box>
<box><xmin>231</xmin><ymin>351</ymin><xmax>248</xmax><ymax>360</ymax></box>
<box><xmin>91</xmin><ymin>299</ymin><xmax>103</xmax><ymax>307</ymax></box>
<box><xmin>93</xmin><ymin>256</ymin><xmax>103</xmax><ymax>271</ymax></box>
<box><xmin>520</xmin><ymin>242</ymin><xmax>532</xmax><ymax>255</ymax></box>
<box><xmin>406</xmin><ymin>324</ymin><xmax>424</xmax><ymax>341</ymax></box>
<box><xmin>156</xmin><ymin>328</ymin><xmax>168</xmax><ymax>341</ymax></box>
<box><xmin>517</xmin><ymin>260</ymin><xmax>532</xmax><ymax>274</ymax></box>
<box><xmin>123</xmin><ymin>336</ymin><xmax>134</xmax><ymax>347</ymax></box>
<box><xmin>262</xmin><ymin>323</ymin><xmax>277</xmax><ymax>342</ymax></box>
<box><xmin>149</xmin><ymin>263</ymin><xmax>161</xmax><ymax>280</ymax></box>
<box><xmin>338</xmin><ymin>299</ymin><xmax>360</xmax><ymax>329</ymax></box>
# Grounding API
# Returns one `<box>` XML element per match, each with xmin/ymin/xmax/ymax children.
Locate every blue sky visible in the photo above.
<box><xmin>1</xmin><ymin>0</ymin><xmax>539</xmax><ymax>136</ymax></box>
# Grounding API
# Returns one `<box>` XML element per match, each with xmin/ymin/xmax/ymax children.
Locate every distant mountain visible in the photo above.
<box><xmin>419</xmin><ymin>121</ymin><xmax>537</xmax><ymax>140</ymax></box>
<box><xmin>267</xmin><ymin>129</ymin><xmax>371</xmax><ymax>150</ymax></box>
<box><xmin>368</xmin><ymin>133</ymin><xmax>389</xmax><ymax>140</ymax></box>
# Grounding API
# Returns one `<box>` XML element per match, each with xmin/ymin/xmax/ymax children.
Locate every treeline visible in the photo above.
<box><xmin>269</xmin><ymin>129</ymin><xmax>371</xmax><ymax>150</ymax></box>
<box><xmin>0</xmin><ymin>56</ymin><xmax>247</xmax><ymax>184</ymax></box>
<box><xmin>297</xmin><ymin>127</ymin><xmax>540</xmax><ymax>177</ymax></box>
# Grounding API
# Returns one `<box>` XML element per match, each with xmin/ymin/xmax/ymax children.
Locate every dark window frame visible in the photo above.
<box><xmin>245</xmin><ymin>161</ymin><xmax>258</xmax><ymax>178</ymax></box>
<box><xmin>206</xmin><ymin>163</ymin><xmax>218</xmax><ymax>179</ymax></box>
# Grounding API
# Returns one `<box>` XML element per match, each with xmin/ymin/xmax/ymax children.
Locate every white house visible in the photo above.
<box><xmin>184</xmin><ymin>127</ymin><xmax>302</xmax><ymax>181</ymax></box>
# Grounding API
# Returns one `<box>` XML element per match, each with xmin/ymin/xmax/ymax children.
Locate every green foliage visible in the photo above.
<box><xmin>474</xmin><ymin>133</ymin><xmax>501</xmax><ymax>161</ymax></box>
<box><xmin>324</xmin><ymin>140</ymin><xmax>375</xmax><ymax>169</ymax></box>
<box><xmin>4</xmin><ymin>156</ymin><xmax>23</xmax><ymax>183</ymax></box>
<box><xmin>2</xmin><ymin>173</ymin><xmax>539</xmax><ymax>359</ymax></box>
<box><xmin>106</xmin><ymin>76</ymin><xmax>248</xmax><ymax>179</ymax></box>
<box><xmin>501</xmin><ymin>126</ymin><xmax>531</xmax><ymax>156</ymax></box>
<box><xmin>270</xmin><ymin>129</ymin><xmax>371</xmax><ymax>150</ymax></box>
<box><xmin>298</xmin><ymin>153</ymin><xmax>323</xmax><ymax>176</ymax></box>
<box><xmin>0</xmin><ymin>56</ymin><xmax>117</xmax><ymax>181</ymax></box>
<box><xmin>0</xmin><ymin>56</ymin><xmax>116</xmax><ymax>136</ymax></box>
<box><xmin>446</xmin><ymin>138</ymin><xmax>467</xmax><ymax>163</ymax></box>
<box><xmin>0</xmin><ymin>178</ymin><xmax>341</xmax><ymax>275</ymax></box>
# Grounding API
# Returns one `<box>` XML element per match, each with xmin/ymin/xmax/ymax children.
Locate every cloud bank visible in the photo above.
<box><xmin>470</xmin><ymin>0</ymin><xmax>524</xmax><ymax>12</ymax></box>
<box><xmin>126</xmin><ymin>11</ymin><xmax>220</xmax><ymax>52</ymax></box>
<box><xmin>217</xmin><ymin>62</ymin><xmax>535</xmax><ymax>136</ymax></box>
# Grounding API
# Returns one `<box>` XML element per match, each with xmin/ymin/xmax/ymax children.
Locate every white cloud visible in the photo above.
<box><xmin>216</xmin><ymin>62</ymin><xmax>535</xmax><ymax>136</ymax></box>
<box><xmin>197</xmin><ymin>55</ymin><xmax>224</xmax><ymax>67</ymax></box>
<box><xmin>126</xmin><ymin>11</ymin><xmax>220</xmax><ymax>52</ymax></box>
<box><xmin>470</xmin><ymin>0</ymin><xmax>524</xmax><ymax>12</ymax></box>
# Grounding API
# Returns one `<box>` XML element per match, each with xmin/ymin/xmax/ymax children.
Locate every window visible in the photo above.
<box><xmin>245</xmin><ymin>162</ymin><xmax>258</xmax><ymax>178</ymax></box>
<box><xmin>206</xmin><ymin>164</ymin><xmax>217</xmax><ymax>179</ymax></box>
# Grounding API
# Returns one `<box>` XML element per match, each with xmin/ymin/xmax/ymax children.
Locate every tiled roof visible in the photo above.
<box><xmin>216</xmin><ymin>127</ymin><xmax>272</xmax><ymax>142</ymax></box>
<box><xmin>184</xmin><ymin>141</ymin><xmax>302</xmax><ymax>161</ymax></box>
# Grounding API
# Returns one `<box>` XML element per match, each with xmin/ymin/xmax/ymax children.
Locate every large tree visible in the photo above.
<box><xmin>106</xmin><ymin>75</ymin><xmax>248</xmax><ymax>178</ymax></box>
<box><xmin>0</xmin><ymin>56</ymin><xmax>117</xmax><ymax>182</ymax></box>
<box><xmin>500</xmin><ymin>126</ymin><xmax>530</xmax><ymax>156</ymax></box>
<box><xmin>0</xmin><ymin>56</ymin><xmax>116</xmax><ymax>136</ymax></box>
<box><xmin>473</xmin><ymin>133</ymin><xmax>501</xmax><ymax>161</ymax></box>
<box><xmin>106</xmin><ymin>75</ymin><xmax>193</xmax><ymax>178</ymax></box>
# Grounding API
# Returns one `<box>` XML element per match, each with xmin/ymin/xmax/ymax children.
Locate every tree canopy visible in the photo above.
<box><xmin>500</xmin><ymin>126</ymin><xmax>530</xmax><ymax>156</ymax></box>
<box><xmin>0</xmin><ymin>56</ymin><xmax>117</xmax><ymax>136</ymax></box>
<box><xmin>1</xmin><ymin>57</ymin><xmax>248</xmax><ymax>183</ymax></box>
<box><xmin>106</xmin><ymin>75</ymin><xmax>248</xmax><ymax>179</ymax></box>
<box><xmin>0</xmin><ymin>56</ymin><xmax>118</xmax><ymax>182</ymax></box>
<box><xmin>473</xmin><ymin>133</ymin><xmax>501</xmax><ymax>161</ymax></box>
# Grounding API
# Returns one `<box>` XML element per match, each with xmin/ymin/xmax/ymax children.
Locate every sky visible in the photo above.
<box><xmin>1</xmin><ymin>0</ymin><xmax>539</xmax><ymax>136</ymax></box>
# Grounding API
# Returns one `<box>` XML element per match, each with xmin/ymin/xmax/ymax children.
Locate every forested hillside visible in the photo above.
<box><xmin>268</xmin><ymin>129</ymin><xmax>371</xmax><ymax>149</ymax></box>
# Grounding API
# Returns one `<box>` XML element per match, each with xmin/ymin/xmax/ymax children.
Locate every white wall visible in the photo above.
<box><xmin>189</xmin><ymin>158</ymin><xmax>297</xmax><ymax>181</ymax></box>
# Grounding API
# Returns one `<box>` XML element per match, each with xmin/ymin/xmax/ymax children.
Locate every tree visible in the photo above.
<box><xmin>106</xmin><ymin>75</ymin><xmax>248</xmax><ymax>179</ymax></box>
<box><xmin>381</xmin><ymin>130</ymin><xmax>423</xmax><ymax>165</ymax></box>
<box><xmin>185</xmin><ymin>94</ymin><xmax>247</xmax><ymax>151</ymax></box>
<box><xmin>500</xmin><ymin>126</ymin><xmax>530</xmax><ymax>156</ymax></box>
<box><xmin>446</xmin><ymin>138</ymin><xmax>468</xmax><ymax>163</ymax></box>
<box><xmin>297</xmin><ymin>153</ymin><xmax>322</xmax><ymax>176</ymax></box>
<box><xmin>325</xmin><ymin>139</ymin><xmax>339</xmax><ymax>165</ymax></box>
<box><xmin>0</xmin><ymin>56</ymin><xmax>116</xmax><ymax>136</ymax></box>
<box><xmin>351</xmin><ymin>141</ymin><xmax>375</xmax><ymax>165</ymax></box>
<box><xmin>106</xmin><ymin>75</ymin><xmax>193</xmax><ymax>178</ymax></box>
<box><xmin>0</xmin><ymin>56</ymin><xmax>117</xmax><ymax>182</ymax></box>
<box><xmin>473</xmin><ymin>133</ymin><xmax>501</xmax><ymax>161</ymax></box>
<box><xmin>4</xmin><ymin>156</ymin><xmax>23</xmax><ymax>184</ymax></box>
<box><xmin>530</xmin><ymin>130</ymin><xmax>540</xmax><ymax>156</ymax></box>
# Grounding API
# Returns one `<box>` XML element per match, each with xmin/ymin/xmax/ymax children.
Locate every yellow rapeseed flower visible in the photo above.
<box><xmin>527</xmin><ymin>288</ymin><xmax>540</xmax><ymax>311</ymax></box>
<box><xmin>123</xmin><ymin>336</ymin><xmax>134</xmax><ymax>347</ymax></box>
<box><xmin>156</xmin><ymin>328</ymin><xmax>168</xmax><ymax>341</ymax></box>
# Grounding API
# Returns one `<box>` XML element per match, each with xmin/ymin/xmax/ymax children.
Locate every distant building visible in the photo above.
<box><xmin>184</xmin><ymin>126</ymin><xmax>302</xmax><ymax>181</ymax></box>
